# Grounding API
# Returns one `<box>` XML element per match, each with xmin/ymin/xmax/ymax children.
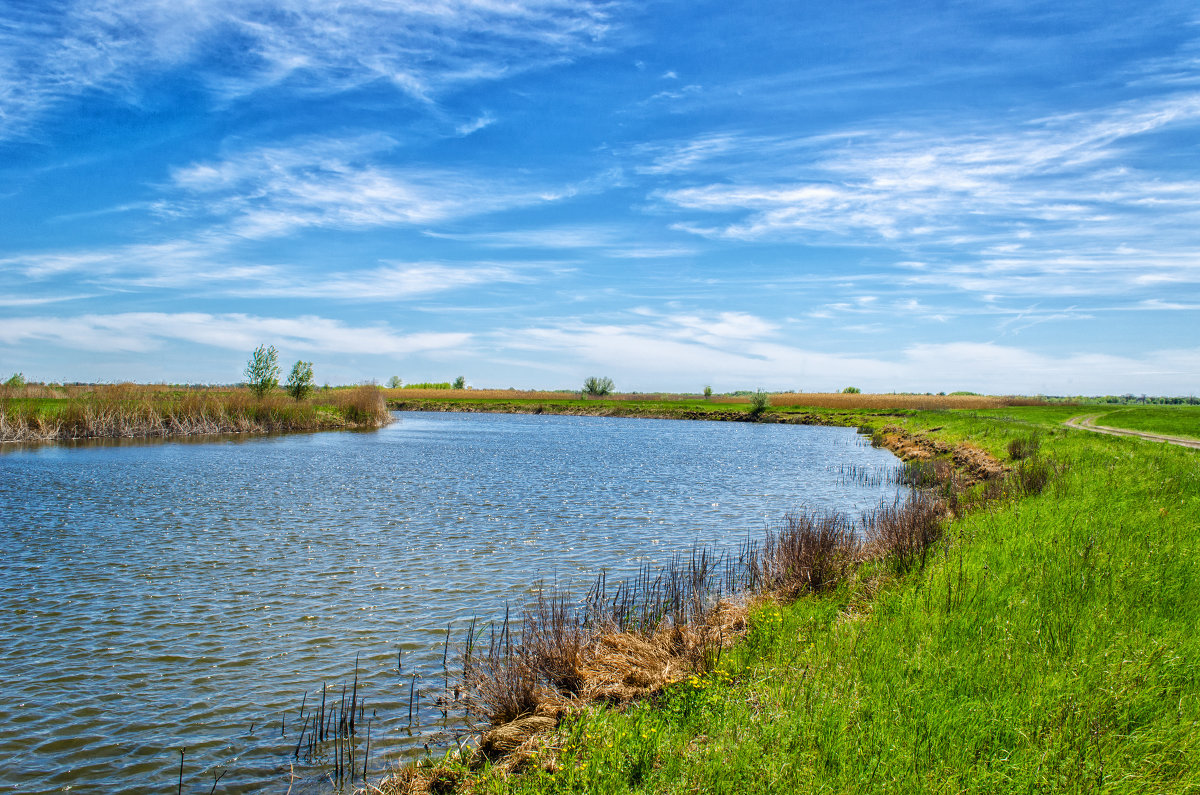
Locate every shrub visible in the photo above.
<box><xmin>1007</xmin><ymin>433</ymin><xmax>1041</xmax><ymax>461</ymax></box>
<box><xmin>842</xmin><ymin>386</ymin><xmax>861</xmax><ymax>394</ymax></box>
<box><xmin>703</xmin><ymin>385</ymin><xmax>713</xmax><ymax>399</ymax></box>
<box><xmin>748</xmin><ymin>389</ymin><xmax>770</xmax><ymax>417</ymax></box>
<box><xmin>244</xmin><ymin>345</ymin><xmax>280</xmax><ymax>398</ymax></box>
<box><xmin>583</xmin><ymin>376</ymin><xmax>614</xmax><ymax>397</ymax></box>
<box><xmin>285</xmin><ymin>360</ymin><xmax>315</xmax><ymax>401</ymax></box>
<box><xmin>4</xmin><ymin>373</ymin><xmax>25</xmax><ymax>388</ymax></box>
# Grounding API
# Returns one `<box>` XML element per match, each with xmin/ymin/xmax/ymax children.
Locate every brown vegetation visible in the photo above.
<box><xmin>0</xmin><ymin>383</ymin><xmax>390</xmax><ymax>443</ymax></box>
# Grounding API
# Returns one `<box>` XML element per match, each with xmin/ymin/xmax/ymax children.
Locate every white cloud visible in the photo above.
<box><xmin>0</xmin><ymin>0</ymin><xmax>615</xmax><ymax>140</ymax></box>
<box><xmin>491</xmin><ymin>315</ymin><xmax>1200</xmax><ymax>394</ymax></box>
<box><xmin>455</xmin><ymin>113</ymin><xmax>496</xmax><ymax>136</ymax></box>
<box><xmin>643</xmin><ymin>93</ymin><xmax>1200</xmax><ymax>297</ymax></box>
<box><xmin>0</xmin><ymin>239</ymin><xmax>234</xmax><ymax>282</ymax></box>
<box><xmin>165</xmin><ymin>135</ymin><xmax>565</xmax><ymax>238</ymax></box>
<box><xmin>248</xmin><ymin>262</ymin><xmax>531</xmax><ymax>299</ymax></box>
<box><xmin>0</xmin><ymin>312</ymin><xmax>469</xmax><ymax>355</ymax></box>
<box><xmin>0</xmin><ymin>228</ymin><xmax>538</xmax><ymax>300</ymax></box>
<box><xmin>425</xmin><ymin>224</ymin><xmax>700</xmax><ymax>258</ymax></box>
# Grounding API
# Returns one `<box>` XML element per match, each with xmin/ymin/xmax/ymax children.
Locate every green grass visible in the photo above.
<box><xmin>1091</xmin><ymin>406</ymin><xmax>1200</xmax><ymax>441</ymax></box>
<box><xmin>411</xmin><ymin>406</ymin><xmax>1200</xmax><ymax>794</ymax></box>
<box><xmin>386</xmin><ymin>395</ymin><xmax>913</xmax><ymax>424</ymax></box>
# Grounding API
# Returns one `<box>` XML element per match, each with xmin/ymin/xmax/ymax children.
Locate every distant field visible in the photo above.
<box><xmin>1095</xmin><ymin>406</ymin><xmax>1200</xmax><ymax>440</ymax></box>
<box><xmin>386</xmin><ymin>389</ymin><xmax>1030</xmax><ymax>411</ymax></box>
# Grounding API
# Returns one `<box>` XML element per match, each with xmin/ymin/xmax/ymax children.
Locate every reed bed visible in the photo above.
<box><xmin>455</xmin><ymin>490</ymin><xmax>951</xmax><ymax>733</ymax></box>
<box><xmin>370</xmin><ymin>486</ymin><xmax>961</xmax><ymax>792</ymax></box>
<box><xmin>0</xmin><ymin>383</ymin><xmax>390</xmax><ymax>442</ymax></box>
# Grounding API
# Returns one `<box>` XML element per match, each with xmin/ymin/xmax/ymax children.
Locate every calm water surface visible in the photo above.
<box><xmin>0</xmin><ymin>412</ymin><xmax>904</xmax><ymax>794</ymax></box>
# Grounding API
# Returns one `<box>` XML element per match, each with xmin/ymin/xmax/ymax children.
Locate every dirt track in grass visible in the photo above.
<box><xmin>1065</xmin><ymin>414</ymin><xmax>1200</xmax><ymax>450</ymax></box>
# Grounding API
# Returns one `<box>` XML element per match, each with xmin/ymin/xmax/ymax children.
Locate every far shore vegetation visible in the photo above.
<box><xmin>0</xmin><ymin>381</ymin><xmax>389</xmax><ymax>444</ymax></box>
<box><xmin>6</xmin><ymin>364</ymin><xmax>1199</xmax><ymax>443</ymax></box>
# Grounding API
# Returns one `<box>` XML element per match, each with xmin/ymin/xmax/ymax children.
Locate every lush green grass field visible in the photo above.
<box><xmin>405</xmin><ymin>405</ymin><xmax>1200</xmax><ymax>793</ymax></box>
<box><xmin>1092</xmin><ymin>406</ymin><xmax>1200</xmax><ymax>441</ymax></box>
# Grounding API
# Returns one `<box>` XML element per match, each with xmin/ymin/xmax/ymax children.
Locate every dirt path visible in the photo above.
<box><xmin>1065</xmin><ymin>414</ymin><xmax>1200</xmax><ymax>450</ymax></box>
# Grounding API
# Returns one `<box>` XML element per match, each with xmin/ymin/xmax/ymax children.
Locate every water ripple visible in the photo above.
<box><xmin>0</xmin><ymin>412</ymin><xmax>902</xmax><ymax>793</ymax></box>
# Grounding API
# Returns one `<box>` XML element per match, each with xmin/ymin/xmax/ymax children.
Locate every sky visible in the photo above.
<box><xmin>1</xmin><ymin>0</ymin><xmax>1199</xmax><ymax>395</ymax></box>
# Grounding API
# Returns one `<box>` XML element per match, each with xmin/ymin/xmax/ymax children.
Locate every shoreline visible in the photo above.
<box><xmin>372</xmin><ymin>408</ymin><xmax>1012</xmax><ymax>793</ymax></box>
<box><xmin>371</xmin><ymin>404</ymin><xmax>1199</xmax><ymax>794</ymax></box>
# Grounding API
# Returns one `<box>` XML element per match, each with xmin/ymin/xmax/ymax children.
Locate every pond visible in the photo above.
<box><xmin>0</xmin><ymin>412</ymin><xmax>904</xmax><ymax>793</ymax></box>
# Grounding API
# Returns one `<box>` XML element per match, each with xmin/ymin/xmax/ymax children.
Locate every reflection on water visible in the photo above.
<box><xmin>0</xmin><ymin>412</ymin><xmax>902</xmax><ymax>793</ymax></box>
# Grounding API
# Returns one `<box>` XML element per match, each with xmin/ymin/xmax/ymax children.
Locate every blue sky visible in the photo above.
<box><xmin>1</xmin><ymin>0</ymin><xmax>1198</xmax><ymax>394</ymax></box>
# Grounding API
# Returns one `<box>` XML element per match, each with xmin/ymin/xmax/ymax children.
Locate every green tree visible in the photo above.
<box><xmin>4</xmin><ymin>372</ymin><xmax>25</xmax><ymax>388</ymax></box>
<box><xmin>583</xmin><ymin>376</ymin><xmax>614</xmax><ymax>397</ymax></box>
<box><xmin>842</xmin><ymin>386</ymin><xmax>861</xmax><ymax>394</ymax></box>
<box><xmin>748</xmin><ymin>389</ymin><xmax>770</xmax><ymax>418</ymax></box>
<box><xmin>386</xmin><ymin>375</ymin><xmax>403</xmax><ymax>389</ymax></box>
<box><xmin>703</xmin><ymin>385</ymin><xmax>713</xmax><ymax>399</ymax></box>
<box><xmin>285</xmin><ymin>360</ymin><xmax>315</xmax><ymax>401</ymax></box>
<box><xmin>452</xmin><ymin>375</ymin><xmax>466</xmax><ymax>390</ymax></box>
<box><xmin>244</xmin><ymin>345</ymin><xmax>280</xmax><ymax>398</ymax></box>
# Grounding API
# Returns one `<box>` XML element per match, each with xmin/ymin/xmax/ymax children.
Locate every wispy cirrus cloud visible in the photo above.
<box><xmin>0</xmin><ymin>237</ymin><xmax>537</xmax><ymax>299</ymax></box>
<box><xmin>165</xmin><ymin>134</ymin><xmax>577</xmax><ymax>239</ymax></box>
<box><xmin>0</xmin><ymin>0</ymin><xmax>615</xmax><ymax>140</ymax></box>
<box><xmin>654</xmin><ymin>92</ymin><xmax>1200</xmax><ymax>242</ymax></box>
<box><xmin>635</xmin><ymin>92</ymin><xmax>1200</xmax><ymax>300</ymax></box>
<box><xmin>245</xmin><ymin>261</ymin><xmax>533</xmax><ymax>300</ymax></box>
<box><xmin>0</xmin><ymin>311</ymin><xmax>469</xmax><ymax>355</ymax></box>
<box><xmin>426</xmin><ymin>224</ymin><xmax>700</xmax><ymax>258</ymax></box>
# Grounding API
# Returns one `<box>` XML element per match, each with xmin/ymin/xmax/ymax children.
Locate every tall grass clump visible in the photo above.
<box><xmin>862</xmin><ymin>491</ymin><xmax>946</xmax><ymax>574</ymax></box>
<box><xmin>331</xmin><ymin>385</ymin><xmax>388</xmax><ymax>425</ymax></box>
<box><xmin>1007</xmin><ymin>432</ymin><xmax>1041</xmax><ymax>460</ymax></box>
<box><xmin>750</xmin><ymin>512</ymin><xmax>855</xmax><ymax>598</ymax></box>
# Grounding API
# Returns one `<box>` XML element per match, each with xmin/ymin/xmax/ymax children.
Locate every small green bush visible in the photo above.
<box><xmin>244</xmin><ymin>345</ymin><xmax>280</xmax><ymax>399</ymax></box>
<box><xmin>584</xmin><ymin>376</ymin><xmax>614</xmax><ymax>397</ymax></box>
<box><xmin>748</xmin><ymin>389</ymin><xmax>770</xmax><ymax>417</ymax></box>
<box><xmin>285</xmin><ymin>360</ymin><xmax>315</xmax><ymax>401</ymax></box>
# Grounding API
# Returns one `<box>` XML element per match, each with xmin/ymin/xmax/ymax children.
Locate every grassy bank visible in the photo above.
<box><xmin>382</xmin><ymin>404</ymin><xmax>1198</xmax><ymax>794</ymax></box>
<box><xmin>0</xmin><ymin>383</ymin><xmax>390</xmax><ymax>443</ymax></box>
